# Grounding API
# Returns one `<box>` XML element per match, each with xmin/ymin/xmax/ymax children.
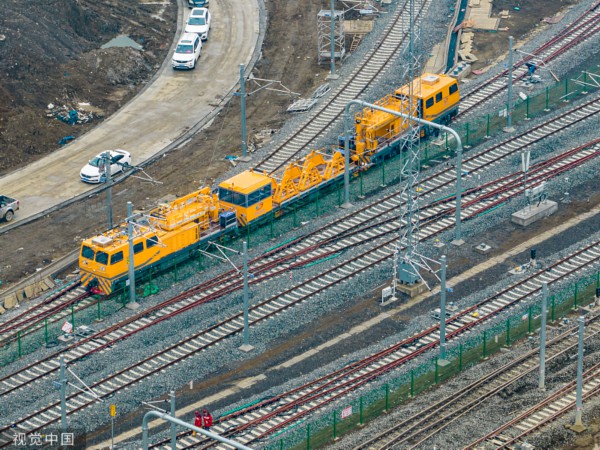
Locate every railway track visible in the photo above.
<box><xmin>4</xmin><ymin>91</ymin><xmax>598</xmax><ymax>362</ymax></box>
<box><xmin>354</xmin><ymin>313</ymin><xmax>600</xmax><ymax>450</ymax></box>
<box><xmin>467</xmin><ymin>360</ymin><xmax>600</xmax><ymax>449</ymax></box>
<box><xmin>147</xmin><ymin>242</ymin><xmax>600</xmax><ymax>449</ymax></box>
<box><xmin>0</xmin><ymin>96</ymin><xmax>597</xmax><ymax>415</ymax></box>
<box><xmin>254</xmin><ymin>0</ymin><xmax>600</xmax><ymax>175</ymax></box>
<box><xmin>253</xmin><ymin>0</ymin><xmax>433</xmax><ymax>174</ymax></box>
<box><xmin>1</xmin><ymin>140</ymin><xmax>598</xmax><ymax>446</ymax></box>
<box><xmin>0</xmin><ymin>283</ymin><xmax>90</xmax><ymax>349</ymax></box>
<box><xmin>458</xmin><ymin>1</ymin><xmax>600</xmax><ymax>118</ymax></box>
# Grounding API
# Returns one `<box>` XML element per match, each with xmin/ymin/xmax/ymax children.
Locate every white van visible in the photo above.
<box><xmin>171</xmin><ymin>33</ymin><xmax>202</xmax><ymax>70</ymax></box>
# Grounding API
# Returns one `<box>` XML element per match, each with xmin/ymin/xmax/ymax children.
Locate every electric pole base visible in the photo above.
<box><xmin>437</xmin><ymin>359</ymin><xmax>450</xmax><ymax>367</ymax></box>
<box><xmin>566</xmin><ymin>423</ymin><xmax>587</xmax><ymax>433</ymax></box>
<box><xmin>239</xmin><ymin>344</ymin><xmax>254</xmax><ymax>353</ymax></box>
<box><xmin>326</xmin><ymin>73</ymin><xmax>340</xmax><ymax>81</ymax></box>
<box><xmin>451</xmin><ymin>238</ymin><xmax>465</xmax><ymax>247</ymax></box>
<box><xmin>503</xmin><ymin>126</ymin><xmax>516</xmax><ymax>133</ymax></box>
<box><xmin>340</xmin><ymin>202</ymin><xmax>353</xmax><ymax>209</ymax></box>
<box><xmin>380</xmin><ymin>296</ymin><xmax>398</xmax><ymax>306</ymax></box>
<box><xmin>126</xmin><ymin>301</ymin><xmax>140</xmax><ymax>310</ymax></box>
<box><xmin>237</xmin><ymin>155</ymin><xmax>252</xmax><ymax>163</ymax></box>
<box><xmin>396</xmin><ymin>282</ymin><xmax>427</xmax><ymax>298</ymax></box>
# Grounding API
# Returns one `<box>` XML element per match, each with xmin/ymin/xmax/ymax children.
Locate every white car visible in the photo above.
<box><xmin>171</xmin><ymin>33</ymin><xmax>202</xmax><ymax>70</ymax></box>
<box><xmin>185</xmin><ymin>8</ymin><xmax>211</xmax><ymax>40</ymax></box>
<box><xmin>80</xmin><ymin>149</ymin><xmax>131</xmax><ymax>183</ymax></box>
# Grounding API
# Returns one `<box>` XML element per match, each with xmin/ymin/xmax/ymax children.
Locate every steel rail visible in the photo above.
<box><xmin>0</xmin><ymin>289</ymin><xmax>91</xmax><ymax>348</ymax></box>
<box><xmin>357</xmin><ymin>313</ymin><xmax>600</xmax><ymax>449</ymax></box>
<box><xmin>252</xmin><ymin>0</ymin><xmax>432</xmax><ymax>174</ymax></box>
<box><xmin>458</xmin><ymin>2</ymin><xmax>600</xmax><ymax>117</ymax></box>
<box><xmin>226</xmin><ymin>246</ymin><xmax>600</xmax><ymax>445</ymax></box>
<box><xmin>467</xmin><ymin>361</ymin><xmax>600</xmax><ymax>449</ymax></box>
<box><xmin>1</xmin><ymin>113</ymin><xmax>596</xmax><ymax>404</ymax></box>
<box><xmin>4</xmin><ymin>210</ymin><xmax>598</xmax><ymax>448</ymax></box>
<box><xmin>0</xmin><ymin>282</ymin><xmax>83</xmax><ymax>335</ymax></box>
<box><xmin>150</xmin><ymin>241</ymin><xmax>600</xmax><ymax>449</ymax></box>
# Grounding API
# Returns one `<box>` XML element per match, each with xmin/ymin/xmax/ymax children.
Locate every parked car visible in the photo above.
<box><xmin>171</xmin><ymin>33</ymin><xmax>203</xmax><ymax>70</ymax></box>
<box><xmin>0</xmin><ymin>195</ymin><xmax>19</xmax><ymax>222</ymax></box>
<box><xmin>185</xmin><ymin>8</ymin><xmax>211</xmax><ymax>40</ymax></box>
<box><xmin>80</xmin><ymin>149</ymin><xmax>131</xmax><ymax>183</ymax></box>
<box><xmin>187</xmin><ymin>0</ymin><xmax>208</xmax><ymax>8</ymax></box>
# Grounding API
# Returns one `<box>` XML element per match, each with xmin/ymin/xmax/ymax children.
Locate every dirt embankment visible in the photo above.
<box><xmin>0</xmin><ymin>0</ymin><xmax>176</xmax><ymax>175</ymax></box>
<box><xmin>0</xmin><ymin>0</ymin><xmax>330</xmax><ymax>285</ymax></box>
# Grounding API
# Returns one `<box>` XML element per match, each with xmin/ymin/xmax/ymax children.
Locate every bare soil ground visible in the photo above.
<box><xmin>0</xmin><ymin>0</ymin><xmax>177</xmax><ymax>175</ymax></box>
<box><xmin>0</xmin><ymin>0</ymin><xmax>330</xmax><ymax>285</ymax></box>
<box><xmin>470</xmin><ymin>0</ymin><xmax>581</xmax><ymax>71</ymax></box>
<box><xmin>0</xmin><ymin>0</ymin><xmax>584</xmax><ymax>286</ymax></box>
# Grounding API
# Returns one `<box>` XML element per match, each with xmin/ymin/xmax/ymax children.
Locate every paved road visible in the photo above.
<box><xmin>0</xmin><ymin>0</ymin><xmax>259</xmax><ymax>229</ymax></box>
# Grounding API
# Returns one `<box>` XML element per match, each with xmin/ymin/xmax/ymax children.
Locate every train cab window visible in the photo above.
<box><xmin>146</xmin><ymin>235</ymin><xmax>158</xmax><ymax>249</ymax></box>
<box><xmin>247</xmin><ymin>184</ymin><xmax>272</xmax><ymax>207</ymax></box>
<box><xmin>95</xmin><ymin>251</ymin><xmax>109</xmax><ymax>265</ymax></box>
<box><xmin>218</xmin><ymin>188</ymin><xmax>247</xmax><ymax>207</ymax></box>
<box><xmin>449</xmin><ymin>83</ymin><xmax>458</xmax><ymax>95</ymax></box>
<box><xmin>110</xmin><ymin>251</ymin><xmax>124</xmax><ymax>265</ymax></box>
<box><xmin>425</xmin><ymin>97</ymin><xmax>434</xmax><ymax>109</ymax></box>
<box><xmin>134</xmin><ymin>242</ymin><xmax>144</xmax><ymax>254</ymax></box>
<box><xmin>81</xmin><ymin>245</ymin><xmax>95</xmax><ymax>260</ymax></box>
<box><xmin>435</xmin><ymin>92</ymin><xmax>443</xmax><ymax>103</ymax></box>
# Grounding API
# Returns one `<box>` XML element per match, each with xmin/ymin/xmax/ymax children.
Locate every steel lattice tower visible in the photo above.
<box><xmin>394</xmin><ymin>0</ymin><xmax>438</xmax><ymax>288</ymax></box>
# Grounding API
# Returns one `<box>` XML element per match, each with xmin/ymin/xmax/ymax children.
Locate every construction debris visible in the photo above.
<box><xmin>46</xmin><ymin>102</ymin><xmax>101</xmax><ymax>125</ymax></box>
<box><xmin>287</xmin><ymin>84</ymin><xmax>331</xmax><ymax>113</ymax></box>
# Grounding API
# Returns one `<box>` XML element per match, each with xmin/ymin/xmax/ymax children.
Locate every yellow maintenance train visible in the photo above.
<box><xmin>80</xmin><ymin>73</ymin><xmax>459</xmax><ymax>294</ymax></box>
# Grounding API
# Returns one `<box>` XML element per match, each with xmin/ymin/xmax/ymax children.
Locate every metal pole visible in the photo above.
<box><xmin>505</xmin><ymin>36</ymin><xmax>515</xmax><ymax>132</ymax></box>
<box><xmin>343</xmin><ymin>100</ymin><xmax>464</xmax><ymax>242</ymax></box>
<box><xmin>240</xmin><ymin>64</ymin><xmax>248</xmax><ymax>159</ymax></box>
<box><xmin>539</xmin><ymin>282</ymin><xmax>548</xmax><ymax>390</ymax></box>
<box><xmin>439</xmin><ymin>255</ymin><xmax>448</xmax><ymax>362</ymax></box>
<box><xmin>104</xmin><ymin>151</ymin><xmax>113</xmax><ymax>229</ymax></box>
<box><xmin>111</xmin><ymin>416</ymin><xmax>114</xmax><ymax>450</ymax></box>
<box><xmin>60</xmin><ymin>355</ymin><xmax>67</xmax><ymax>435</ymax></box>
<box><xmin>127</xmin><ymin>202</ymin><xmax>138</xmax><ymax>308</ymax></box>
<box><xmin>573</xmin><ymin>315</ymin><xmax>585</xmax><ymax>430</ymax></box>
<box><xmin>342</xmin><ymin>102</ymin><xmax>353</xmax><ymax>209</ymax></box>
<box><xmin>330</xmin><ymin>0</ymin><xmax>336</xmax><ymax>77</ymax></box>
<box><xmin>240</xmin><ymin>241</ymin><xmax>253</xmax><ymax>352</ymax></box>
<box><xmin>141</xmin><ymin>410</ymin><xmax>253</xmax><ymax>450</ymax></box>
<box><xmin>170</xmin><ymin>390</ymin><xmax>177</xmax><ymax>450</ymax></box>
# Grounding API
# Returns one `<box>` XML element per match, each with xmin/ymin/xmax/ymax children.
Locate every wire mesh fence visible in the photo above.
<box><xmin>263</xmin><ymin>270</ymin><xmax>600</xmax><ymax>450</ymax></box>
<box><xmin>1</xmin><ymin>69</ymin><xmax>597</xmax><ymax>366</ymax></box>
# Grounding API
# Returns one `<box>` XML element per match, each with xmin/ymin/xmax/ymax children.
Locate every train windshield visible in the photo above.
<box><xmin>247</xmin><ymin>184</ymin><xmax>271</xmax><ymax>207</ymax></box>
<box><xmin>219</xmin><ymin>188</ymin><xmax>247</xmax><ymax>207</ymax></box>
<box><xmin>81</xmin><ymin>245</ymin><xmax>95</xmax><ymax>260</ymax></box>
<box><xmin>95</xmin><ymin>251</ymin><xmax>109</xmax><ymax>265</ymax></box>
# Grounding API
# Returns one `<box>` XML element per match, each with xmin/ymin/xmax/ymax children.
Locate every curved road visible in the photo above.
<box><xmin>0</xmin><ymin>0</ymin><xmax>259</xmax><ymax>229</ymax></box>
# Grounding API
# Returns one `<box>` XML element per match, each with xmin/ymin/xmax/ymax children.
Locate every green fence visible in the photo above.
<box><xmin>446</xmin><ymin>69</ymin><xmax>599</xmax><ymax>151</ymax></box>
<box><xmin>2</xmin><ymin>68</ymin><xmax>597</xmax><ymax>366</ymax></box>
<box><xmin>0</xmin><ymin>287</ymin><xmax>122</xmax><ymax>366</ymax></box>
<box><xmin>264</xmin><ymin>270</ymin><xmax>600</xmax><ymax>450</ymax></box>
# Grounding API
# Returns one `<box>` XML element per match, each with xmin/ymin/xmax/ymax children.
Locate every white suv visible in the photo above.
<box><xmin>185</xmin><ymin>8</ymin><xmax>211</xmax><ymax>41</ymax></box>
<box><xmin>171</xmin><ymin>33</ymin><xmax>202</xmax><ymax>70</ymax></box>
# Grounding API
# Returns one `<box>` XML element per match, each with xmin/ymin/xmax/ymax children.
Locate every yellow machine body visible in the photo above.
<box><xmin>354</xmin><ymin>73</ymin><xmax>460</xmax><ymax>159</ymax></box>
<box><xmin>79</xmin><ymin>73</ymin><xmax>461</xmax><ymax>295</ymax></box>
<box><xmin>218</xmin><ymin>171</ymin><xmax>274</xmax><ymax>226</ymax></box>
<box><xmin>79</xmin><ymin>188</ymin><xmax>220</xmax><ymax>294</ymax></box>
<box><xmin>395</xmin><ymin>73</ymin><xmax>460</xmax><ymax>121</ymax></box>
